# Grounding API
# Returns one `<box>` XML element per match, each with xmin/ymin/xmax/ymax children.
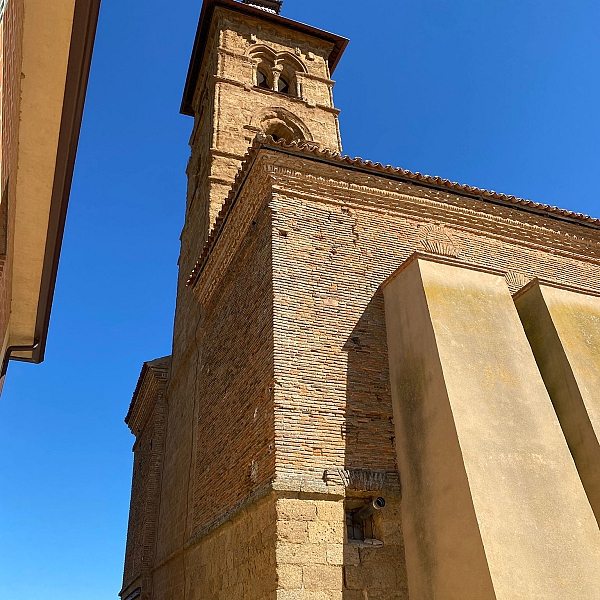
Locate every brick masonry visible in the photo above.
<box><xmin>121</xmin><ymin>2</ymin><xmax>600</xmax><ymax>599</ymax></box>
<box><xmin>122</xmin><ymin>358</ymin><xmax>170</xmax><ymax>600</ymax></box>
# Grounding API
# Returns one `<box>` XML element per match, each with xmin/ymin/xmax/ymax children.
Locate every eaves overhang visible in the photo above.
<box><xmin>125</xmin><ymin>356</ymin><xmax>171</xmax><ymax>434</ymax></box>
<box><xmin>187</xmin><ymin>136</ymin><xmax>600</xmax><ymax>289</ymax></box>
<box><xmin>180</xmin><ymin>0</ymin><xmax>348</xmax><ymax>117</ymax></box>
<box><xmin>9</xmin><ymin>0</ymin><xmax>101</xmax><ymax>365</ymax></box>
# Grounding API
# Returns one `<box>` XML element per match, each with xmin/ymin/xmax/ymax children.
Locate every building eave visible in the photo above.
<box><xmin>187</xmin><ymin>136</ymin><xmax>600</xmax><ymax>288</ymax></box>
<box><xmin>180</xmin><ymin>0</ymin><xmax>348</xmax><ymax>117</ymax></box>
<box><xmin>9</xmin><ymin>0</ymin><xmax>101</xmax><ymax>364</ymax></box>
<box><xmin>125</xmin><ymin>356</ymin><xmax>171</xmax><ymax>433</ymax></box>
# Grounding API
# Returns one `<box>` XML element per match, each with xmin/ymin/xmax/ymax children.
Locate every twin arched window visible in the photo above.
<box><xmin>256</xmin><ymin>66</ymin><xmax>293</xmax><ymax>96</ymax></box>
<box><xmin>251</xmin><ymin>48</ymin><xmax>304</xmax><ymax>97</ymax></box>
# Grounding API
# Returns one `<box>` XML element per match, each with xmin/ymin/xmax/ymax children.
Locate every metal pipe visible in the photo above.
<box><xmin>356</xmin><ymin>497</ymin><xmax>386</xmax><ymax>520</ymax></box>
<box><xmin>1</xmin><ymin>340</ymin><xmax>40</xmax><ymax>378</ymax></box>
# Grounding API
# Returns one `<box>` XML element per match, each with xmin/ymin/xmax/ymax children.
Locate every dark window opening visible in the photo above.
<box><xmin>277</xmin><ymin>76</ymin><xmax>290</xmax><ymax>94</ymax></box>
<box><xmin>257</xmin><ymin>69</ymin><xmax>270</xmax><ymax>89</ymax></box>
<box><xmin>346</xmin><ymin>497</ymin><xmax>385</xmax><ymax>547</ymax></box>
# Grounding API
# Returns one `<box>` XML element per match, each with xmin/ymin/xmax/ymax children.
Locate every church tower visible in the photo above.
<box><xmin>180</xmin><ymin>0</ymin><xmax>345</xmax><ymax>251</ymax></box>
<box><xmin>122</xmin><ymin>1</ymin><xmax>600</xmax><ymax>599</ymax></box>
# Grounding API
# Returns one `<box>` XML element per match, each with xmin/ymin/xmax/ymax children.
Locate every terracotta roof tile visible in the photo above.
<box><xmin>187</xmin><ymin>136</ymin><xmax>600</xmax><ymax>287</ymax></box>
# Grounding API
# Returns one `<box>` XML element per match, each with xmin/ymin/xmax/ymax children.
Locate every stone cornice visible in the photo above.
<box><xmin>125</xmin><ymin>357</ymin><xmax>171</xmax><ymax>436</ymax></box>
<box><xmin>187</xmin><ymin>138</ymin><xmax>600</xmax><ymax>305</ymax></box>
<box><xmin>268</xmin><ymin>174</ymin><xmax>600</xmax><ymax>266</ymax></box>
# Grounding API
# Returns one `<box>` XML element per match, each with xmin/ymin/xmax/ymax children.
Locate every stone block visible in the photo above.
<box><xmin>307</xmin><ymin>521</ymin><xmax>343</xmax><ymax>544</ymax></box>
<box><xmin>302</xmin><ymin>564</ymin><xmax>342</xmax><ymax>590</ymax></box>
<box><xmin>380</xmin><ymin>520</ymin><xmax>403</xmax><ymax>545</ymax></box>
<box><xmin>342</xmin><ymin>544</ymin><xmax>360</xmax><ymax>566</ymax></box>
<box><xmin>343</xmin><ymin>566</ymin><xmax>367</xmax><ymax>590</ymax></box>
<box><xmin>278</xmin><ymin>520</ymin><xmax>308</xmax><ymax>544</ymax></box>
<box><xmin>277</xmin><ymin>564</ymin><xmax>303</xmax><ymax>590</ymax></box>
<box><xmin>366</xmin><ymin>590</ymin><xmax>408</xmax><ymax>600</ymax></box>
<box><xmin>276</xmin><ymin>591</ymin><xmax>330</xmax><ymax>600</ymax></box>
<box><xmin>315</xmin><ymin>501</ymin><xmax>344</xmax><ymax>522</ymax></box>
<box><xmin>276</xmin><ymin>542</ymin><xmax>327</xmax><ymax>566</ymax></box>
<box><xmin>277</xmin><ymin>499</ymin><xmax>317</xmax><ymax>522</ymax></box>
<box><xmin>325</xmin><ymin>543</ymin><xmax>343</xmax><ymax>566</ymax></box>
<box><xmin>340</xmin><ymin>591</ymin><xmax>363</xmax><ymax>600</ymax></box>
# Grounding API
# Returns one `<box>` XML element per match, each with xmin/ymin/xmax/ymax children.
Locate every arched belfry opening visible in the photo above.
<box><xmin>177</xmin><ymin>0</ymin><xmax>345</xmax><ymax>240</ymax></box>
<box><xmin>251</xmin><ymin>107</ymin><xmax>312</xmax><ymax>144</ymax></box>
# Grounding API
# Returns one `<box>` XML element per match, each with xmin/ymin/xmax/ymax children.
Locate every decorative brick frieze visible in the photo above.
<box><xmin>323</xmin><ymin>469</ymin><xmax>401</xmax><ymax>492</ymax></box>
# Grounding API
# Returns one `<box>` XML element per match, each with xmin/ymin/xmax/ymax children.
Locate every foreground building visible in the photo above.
<box><xmin>121</xmin><ymin>1</ymin><xmax>600</xmax><ymax>598</ymax></box>
<box><xmin>0</xmin><ymin>0</ymin><xmax>100</xmax><ymax>385</ymax></box>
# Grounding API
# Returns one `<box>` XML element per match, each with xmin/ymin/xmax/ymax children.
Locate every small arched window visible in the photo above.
<box><xmin>263</xmin><ymin>119</ymin><xmax>303</xmax><ymax>144</ymax></box>
<box><xmin>277</xmin><ymin>76</ymin><xmax>290</xmax><ymax>95</ymax></box>
<box><xmin>256</xmin><ymin>69</ymin><xmax>270</xmax><ymax>90</ymax></box>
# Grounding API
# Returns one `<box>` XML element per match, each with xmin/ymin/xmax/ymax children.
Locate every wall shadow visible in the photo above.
<box><xmin>342</xmin><ymin>290</ymin><xmax>409</xmax><ymax>598</ymax></box>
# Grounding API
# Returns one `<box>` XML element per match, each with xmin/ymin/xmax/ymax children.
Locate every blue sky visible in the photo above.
<box><xmin>1</xmin><ymin>0</ymin><xmax>599</xmax><ymax>598</ymax></box>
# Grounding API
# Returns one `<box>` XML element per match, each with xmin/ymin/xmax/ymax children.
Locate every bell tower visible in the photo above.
<box><xmin>179</xmin><ymin>0</ymin><xmax>347</xmax><ymax>269</ymax></box>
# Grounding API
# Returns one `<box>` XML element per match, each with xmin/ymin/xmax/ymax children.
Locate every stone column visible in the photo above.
<box><xmin>514</xmin><ymin>281</ymin><xmax>600</xmax><ymax>525</ymax></box>
<box><xmin>383</xmin><ymin>254</ymin><xmax>600</xmax><ymax>600</ymax></box>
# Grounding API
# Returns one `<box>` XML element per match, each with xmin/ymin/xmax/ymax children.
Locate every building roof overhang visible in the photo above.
<box><xmin>125</xmin><ymin>356</ymin><xmax>171</xmax><ymax>434</ymax></box>
<box><xmin>8</xmin><ymin>0</ymin><xmax>101</xmax><ymax>365</ymax></box>
<box><xmin>180</xmin><ymin>0</ymin><xmax>349</xmax><ymax>117</ymax></box>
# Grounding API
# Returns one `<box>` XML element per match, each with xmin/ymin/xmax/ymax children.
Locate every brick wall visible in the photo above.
<box><xmin>122</xmin><ymin>361</ymin><xmax>169</xmax><ymax>600</ymax></box>
<box><xmin>122</xmin><ymin>402</ymin><xmax>166</xmax><ymax>595</ymax></box>
<box><xmin>190</xmin><ymin>199</ymin><xmax>275</xmax><ymax>533</ymax></box>
<box><xmin>267</xmin><ymin>150</ymin><xmax>600</xmax><ymax>488</ymax></box>
<box><xmin>155</xmin><ymin>179</ymin><xmax>276</xmax><ymax>595</ymax></box>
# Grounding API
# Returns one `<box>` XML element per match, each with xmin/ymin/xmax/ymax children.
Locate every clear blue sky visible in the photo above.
<box><xmin>1</xmin><ymin>0</ymin><xmax>599</xmax><ymax>598</ymax></box>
